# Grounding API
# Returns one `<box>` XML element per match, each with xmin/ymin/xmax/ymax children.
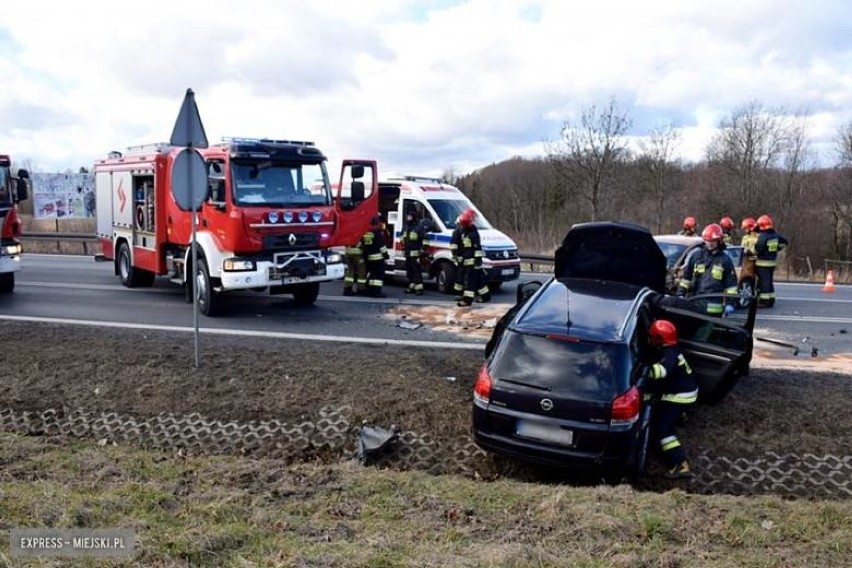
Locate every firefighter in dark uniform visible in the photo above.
<box><xmin>342</xmin><ymin>239</ymin><xmax>366</xmax><ymax>297</ymax></box>
<box><xmin>678</xmin><ymin>216</ymin><xmax>697</xmax><ymax>236</ymax></box>
<box><xmin>754</xmin><ymin>214</ymin><xmax>788</xmax><ymax>308</ymax></box>
<box><xmin>360</xmin><ymin>215</ymin><xmax>389</xmax><ymax>298</ymax></box>
<box><xmin>719</xmin><ymin>216</ymin><xmax>735</xmax><ymax>246</ymax></box>
<box><xmin>676</xmin><ymin>223</ymin><xmax>738</xmax><ymax>317</ymax></box>
<box><xmin>402</xmin><ymin>210</ymin><xmax>426</xmax><ymax>295</ymax></box>
<box><xmin>646</xmin><ymin>319</ymin><xmax>698</xmax><ymax>479</ymax></box>
<box><xmin>452</xmin><ymin>208</ymin><xmax>490</xmax><ymax>307</ymax></box>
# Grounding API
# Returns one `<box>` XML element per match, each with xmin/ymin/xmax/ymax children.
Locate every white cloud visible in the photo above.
<box><xmin>0</xmin><ymin>0</ymin><xmax>850</xmax><ymax>175</ymax></box>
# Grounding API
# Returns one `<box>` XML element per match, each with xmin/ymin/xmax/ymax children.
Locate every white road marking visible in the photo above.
<box><xmin>0</xmin><ymin>314</ymin><xmax>486</xmax><ymax>350</ymax></box>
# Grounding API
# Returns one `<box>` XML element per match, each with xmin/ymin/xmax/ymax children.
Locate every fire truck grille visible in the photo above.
<box><xmin>263</xmin><ymin>232</ymin><xmax>321</xmax><ymax>252</ymax></box>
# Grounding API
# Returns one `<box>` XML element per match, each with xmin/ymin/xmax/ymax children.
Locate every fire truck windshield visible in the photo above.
<box><xmin>231</xmin><ymin>160</ymin><xmax>331</xmax><ymax>207</ymax></box>
<box><xmin>0</xmin><ymin>167</ymin><xmax>11</xmax><ymax>206</ymax></box>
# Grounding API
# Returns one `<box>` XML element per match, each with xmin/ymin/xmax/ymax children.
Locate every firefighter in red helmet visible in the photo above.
<box><xmin>646</xmin><ymin>319</ymin><xmax>697</xmax><ymax>479</ymax></box>
<box><xmin>359</xmin><ymin>215</ymin><xmax>389</xmax><ymax>298</ymax></box>
<box><xmin>677</xmin><ymin>223</ymin><xmax>738</xmax><ymax>317</ymax></box>
<box><xmin>450</xmin><ymin>208</ymin><xmax>490</xmax><ymax>306</ymax></box>
<box><xmin>678</xmin><ymin>216</ymin><xmax>697</xmax><ymax>237</ymax></box>
<box><xmin>754</xmin><ymin>214</ymin><xmax>788</xmax><ymax>307</ymax></box>
<box><xmin>719</xmin><ymin>217</ymin><xmax>734</xmax><ymax>245</ymax></box>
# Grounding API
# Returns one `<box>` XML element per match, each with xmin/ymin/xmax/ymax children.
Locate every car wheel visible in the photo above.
<box><xmin>0</xmin><ymin>272</ymin><xmax>14</xmax><ymax>294</ymax></box>
<box><xmin>292</xmin><ymin>282</ymin><xmax>320</xmax><ymax>306</ymax></box>
<box><xmin>195</xmin><ymin>258</ymin><xmax>220</xmax><ymax>316</ymax></box>
<box><xmin>436</xmin><ymin>261</ymin><xmax>456</xmax><ymax>294</ymax></box>
<box><xmin>487</xmin><ymin>282</ymin><xmax>502</xmax><ymax>293</ymax></box>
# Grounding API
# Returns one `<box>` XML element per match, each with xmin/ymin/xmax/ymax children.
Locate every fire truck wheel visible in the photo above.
<box><xmin>117</xmin><ymin>242</ymin><xmax>154</xmax><ymax>288</ymax></box>
<box><xmin>292</xmin><ymin>282</ymin><xmax>320</xmax><ymax>306</ymax></box>
<box><xmin>435</xmin><ymin>261</ymin><xmax>456</xmax><ymax>294</ymax></box>
<box><xmin>195</xmin><ymin>258</ymin><xmax>221</xmax><ymax>316</ymax></box>
<box><xmin>0</xmin><ymin>273</ymin><xmax>14</xmax><ymax>294</ymax></box>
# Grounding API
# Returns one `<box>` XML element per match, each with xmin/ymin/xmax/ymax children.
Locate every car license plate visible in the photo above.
<box><xmin>516</xmin><ymin>420</ymin><xmax>573</xmax><ymax>446</ymax></box>
<box><xmin>501</xmin><ymin>269</ymin><xmax>515</xmax><ymax>276</ymax></box>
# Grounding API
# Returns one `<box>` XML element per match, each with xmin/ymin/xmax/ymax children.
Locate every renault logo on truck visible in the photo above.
<box><xmin>288</xmin><ymin>233</ymin><xmax>297</xmax><ymax>246</ymax></box>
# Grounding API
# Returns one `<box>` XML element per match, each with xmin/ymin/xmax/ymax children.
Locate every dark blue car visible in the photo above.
<box><xmin>472</xmin><ymin>222</ymin><xmax>757</xmax><ymax>477</ymax></box>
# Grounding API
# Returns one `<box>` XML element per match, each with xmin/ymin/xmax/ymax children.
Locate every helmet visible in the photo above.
<box><xmin>720</xmin><ymin>217</ymin><xmax>734</xmax><ymax>231</ymax></box>
<box><xmin>683</xmin><ymin>216</ymin><xmax>696</xmax><ymax>230</ymax></box>
<box><xmin>741</xmin><ymin>217</ymin><xmax>757</xmax><ymax>231</ymax></box>
<box><xmin>702</xmin><ymin>223</ymin><xmax>724</xmax><ymax>243</ymax></box>
<box><xmin>649</xmin><ymin>320</ymin><xmax>678</xmax><ymax>347</ymax></box>
<box><xmin>757</xmin><ymin>214</ymin><xmax>773</xmax><ymax>230</ymax></box>
<box><xmin>459</xmin><ymin>208</ymin><xmax>477</xmax><ymax>228</ymax></box>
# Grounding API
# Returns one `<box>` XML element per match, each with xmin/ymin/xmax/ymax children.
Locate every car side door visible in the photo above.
<box><xmin>654</xmin><ymin>293</ymin><xmax>757</xmax><ymax>403</ymax></box>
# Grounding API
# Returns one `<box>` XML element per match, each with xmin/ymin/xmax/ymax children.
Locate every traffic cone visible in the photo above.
<box><xmin>823</xmin><ymin>270</ymin><xmax>836</xmax><ymax>293</ymax></box>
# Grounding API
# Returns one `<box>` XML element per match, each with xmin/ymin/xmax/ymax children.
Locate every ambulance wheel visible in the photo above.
<box><xmin>0</xmin><ymin>273</ymin><xmax>14</xmax><ymax>294</ymax></box>
<box><xmin>292</xmin><ymin>282</ymin><xmax>320</xmax><ymax>306</ymax></box>
<box><xmin>117</xmin><ymin>242</ymin><xmax>154</xmax><ymax>288</ymax></box>
<box><xmin>436</xmin><ymin>261</ymin><xmax>456</xmax><ymax>294</ymax></box>
<box><xmin>195</xmin><ymin>258</ymin><xmax>220</xmax><ymax>316</ymax></box>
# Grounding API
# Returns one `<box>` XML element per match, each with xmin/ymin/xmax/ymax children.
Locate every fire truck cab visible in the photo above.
<box><xmin>0</xmin><ymin>155</ymin><xmax>29</xmax><ymax>294</ymax></box>
<box><xmin>94</xmin><ymin>138</ymin><xmax>377</xmax><ymax>315</ymax></box>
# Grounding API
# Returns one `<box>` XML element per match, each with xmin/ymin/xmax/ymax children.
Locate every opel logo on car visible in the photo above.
<box><xmin>540</xmin><ymin>398</ymin><xmax>554</xmax><ymax>411</ymax></box>
<box><xmin>288</xmin><ymin>233</ymin><xmax>297</xmax><ymax>246</ymax></box>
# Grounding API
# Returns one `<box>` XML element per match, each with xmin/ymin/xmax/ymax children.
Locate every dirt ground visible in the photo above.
<box><xmin>1</xmin><ymin>318</ymin><xmax>850</xmax><ymax>459</ymax></box>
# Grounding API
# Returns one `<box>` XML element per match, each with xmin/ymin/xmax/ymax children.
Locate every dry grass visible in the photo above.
<box><xmin>0</xmin><ymin>432</ymin><xmax>849</xmax><ymax>567</ymax></box>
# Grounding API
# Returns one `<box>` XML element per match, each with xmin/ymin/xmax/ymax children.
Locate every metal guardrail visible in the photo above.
<box><xmin>20</xmin><ymin>232</ymin><xmax>558</xmax><ymax>269</ymax></box>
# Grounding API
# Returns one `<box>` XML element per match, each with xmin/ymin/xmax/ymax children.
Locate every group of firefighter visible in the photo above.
<box><xmin>342</xmin><ymin>207</ymin><xmax>491</xmax><ymax>307</ymax></box>
<box><xmin>677</xmin><ymin>213</ymin><xmax>788</xmax><ymax>311</ymax></box>
<box><xmin>650</xmin><ymin>212</ymin><xmax>787</xmax><ymax>479</ymax></box>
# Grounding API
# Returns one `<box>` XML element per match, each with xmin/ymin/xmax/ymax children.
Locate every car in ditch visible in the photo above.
<box><xmin>472</xmin><ymin>222</ymin><xmax>757</xmax><ymax>477</ymax></box>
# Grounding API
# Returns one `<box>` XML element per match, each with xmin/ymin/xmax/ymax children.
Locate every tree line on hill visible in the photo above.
<box><xmin>449</xmin><ymin>100</ymin><xmax>852</xmax><ymax>273</ymax></box>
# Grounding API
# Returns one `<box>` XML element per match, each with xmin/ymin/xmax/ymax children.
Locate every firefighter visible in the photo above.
<box><xmin>740</xmin><ymin>217</ymin><xmax>758</xmax><ymax>256</ymax></box>
<box><xmin>342</xmin><ymin>238</ymin><xmax>366</xmax><ymax>297</ymax></box>
<box><xmin>402</xmin><ymin>210</ymin><xmax>426</xmax><ymax>295</ymax></box>
<box><xmin>646</xmin><ymin>319</ymin><xmax>698</xmax><ymax>480</ymax></box>
<box><xmin>719</xmin><ymin>217</ymin><xmax>735</xmax><ymax>245</ymax></box>
<box><xmin>360</xmin><ymin>215</ymin><xmax>389</xmax><ymax>298</ymax></box>
<box><xmin>754</xmin><ymin>214</ymin><xmax>788</xmax><ymax>308</ymax></box>
<box><xmin>676</xmin><ymin>223</ymin><xmax>738</xmax><ymax>317</ymax></box>
<box><xmin>452</xmin><ymin>208</ymin><xmax>490</xmax><ymax>307</ymax></box>
<box><xmin>678</xmin><ymin>216</ymin><xmax>697</xmax><ymax>236</ymax></box>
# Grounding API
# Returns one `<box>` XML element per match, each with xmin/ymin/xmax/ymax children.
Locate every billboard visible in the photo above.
<box><xmin>32</xmin><ymin>173</ymin><xmax>96</xmax><ymax>220</ymax></box>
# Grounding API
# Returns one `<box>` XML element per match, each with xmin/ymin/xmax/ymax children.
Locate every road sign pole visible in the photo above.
<box><xmin>190</xmin><ymin>148</ymin><xmax>200</xmax><ymax>368</ymax></box>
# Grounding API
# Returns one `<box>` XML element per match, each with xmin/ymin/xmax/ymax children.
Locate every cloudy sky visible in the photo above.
<box><xmin>2</xmin><ymin>0</ymin><xmax>851</xmax><ymax>177</ymax></box>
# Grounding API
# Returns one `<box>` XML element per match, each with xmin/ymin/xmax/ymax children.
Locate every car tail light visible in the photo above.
<box><xmin>473</xmin><ymin>363</ymin><xmax>492</xmax><ymax>404</ymax></box>
<box><xmin>611</xmin><ymin>386</ymin><xmax>640</xmax><ymax>426</ymax></box>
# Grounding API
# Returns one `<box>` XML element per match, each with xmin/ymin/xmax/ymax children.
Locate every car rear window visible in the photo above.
<box><xmin>490</xmin><ymin>330</ymin><xmax>627</xmax><ymax>400</ymax></box>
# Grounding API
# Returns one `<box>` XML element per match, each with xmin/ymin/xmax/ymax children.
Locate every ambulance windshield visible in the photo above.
<box><xmin>429</xmin><ymin>199</ymin><xmax>491</xmax><ymax>230</ymax></box>
<box><xmin>231</xmin><ymin>160</ymin><xmax>331</xmax><ymax>207</ymax></box>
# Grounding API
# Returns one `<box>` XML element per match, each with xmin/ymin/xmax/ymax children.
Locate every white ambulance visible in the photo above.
<box><xmin>378</xmin><ymin>176</ymin><xmax>520</xmax><ymax>293</ymax></box>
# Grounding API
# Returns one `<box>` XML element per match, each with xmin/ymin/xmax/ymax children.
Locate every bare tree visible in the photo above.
<box><xmin>637</xmin><ymin>123</ymin><xmax>682</xmax><ymax>233</ymax></box>
<box><xmin>547</xmin><ymin>99</ymin><xmax>632</xmax><ymax>221</ymax></box>
<box><xmin>706</xmin><ymin>101</ymin><xmax>800</xmax><ymax>210</ymax></box>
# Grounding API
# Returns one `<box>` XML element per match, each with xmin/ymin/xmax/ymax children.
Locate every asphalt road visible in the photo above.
<box><xmin>3</xmin><ymin>254</ymin><xmax>852</xmax><ymax>356</ymax></box>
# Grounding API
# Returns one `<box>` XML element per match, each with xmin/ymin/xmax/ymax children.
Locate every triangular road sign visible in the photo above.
<box><xmin>170</xmin><ymin>88</ymin><xmax>209</xmax><ymax>148</ymax></box>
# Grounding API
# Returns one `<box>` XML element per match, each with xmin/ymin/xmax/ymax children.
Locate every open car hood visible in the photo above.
<box><xmin>554</xmin><ymin>222</ymin><xmax>666</xmax><ymax>293</ymax></box>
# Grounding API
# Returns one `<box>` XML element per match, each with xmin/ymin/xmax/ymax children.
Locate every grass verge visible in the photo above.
<box><xmin>1</xmin><ymin>433</ymin><xmax>850</xmax><ymax>567</ymax></box>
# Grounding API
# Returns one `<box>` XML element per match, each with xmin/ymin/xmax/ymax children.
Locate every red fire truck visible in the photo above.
<box><xmin>94</xmin><ymin>138</ymin><xmax>377</xmax><ymax>316</ymax></box>
<box><xmin>0</xmin><ymin>155</ymin><xmax>29</xmax><ymax>294</ymax></box>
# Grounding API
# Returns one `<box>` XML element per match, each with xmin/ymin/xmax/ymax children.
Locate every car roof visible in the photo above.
<box><xmin>654</xmin><ymin>234</ymin><xmax>703</xmax><ymax>246</ymax></box>
<box><xmin>513</xmin><ymin>277</ymin><xmax>649</xmax><ymax>342</ymax></box>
